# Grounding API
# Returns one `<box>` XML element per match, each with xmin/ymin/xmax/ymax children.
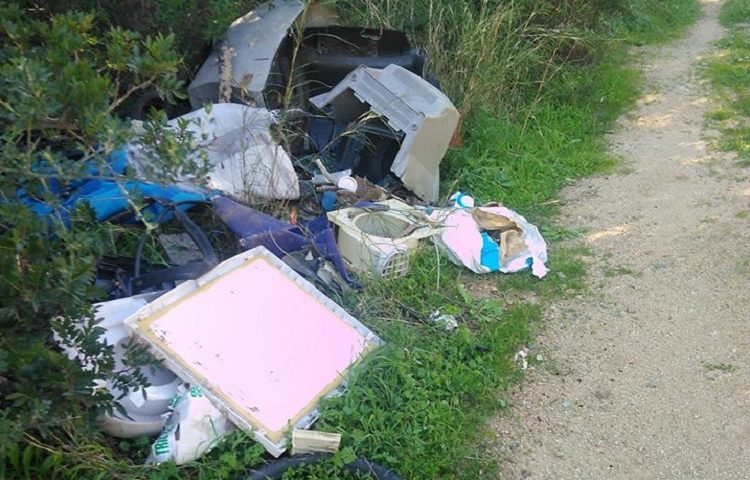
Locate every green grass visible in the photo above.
<box><xmin>313</xmin><ymin>255</ymin><xmax>537</xmax><ymax>479</ymax></box>
<box><xmin>442</xmin><ymin>47</ymin><xmax>638</xmax><ymax>210</ymax></box>
<box><xmin>705</xmin><ymin>0</ymin><xmax>750</xmax><ymax>161</ymax></box>
<box><xmin>604</xmin><ymin>0</ymin><xmax>701</xmax><ymax>44</ymax></box>
<box><xmin>704</xmin><ymin>362</ymin><xmax>739</xmax><ymax>373</ymax></box>
<box><xmin>492</xmin><ymin>246</ymin><xmax>591</xmax><ymax>302</ymax></box>
<box><xmin>720</xmin><ymin>0</ymin><xmax>750</xmax><ymax>24</ymax></box>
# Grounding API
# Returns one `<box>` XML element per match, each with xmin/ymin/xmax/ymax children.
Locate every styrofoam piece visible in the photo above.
<box><xmin>309</xmin><ymin>65</ymin><xmax>460</xmax><ymax>202</ymax></box>
<box><xmin>125</xmin><ymin>247</ymin><xmax>382</xmax><ymax>457</ymax></box>
<box><xmin>99</xmin><ymin>411</ymin><xmax>167</xmax><ymax>439</ymax></box>
<box><xmin>131</xmin><ymin>104</ymin><xmax>299</xmax><ymax>201</ymax></box>
<box><xmin>188</xmin><ymin>0</ymin><xmax>305</xmax><ymax>109</ymax></box>
<box><xmin>327</xmin><ymin>199</ymin><xmax>439</xmax><ymax>278</ymax></box>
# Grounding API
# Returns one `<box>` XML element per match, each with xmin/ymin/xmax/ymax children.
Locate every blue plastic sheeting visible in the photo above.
<box><xmin>479</xmin><ymin>232</ymin><xmax>500</xmax><ymax>272</ymax></box>
<box><xmin>16</xmin><ymin>150</ymin><xmax>208</xmax><ymax>225</ymax></box>
<box><xmin>212</xmin><ymin>196</ymin><xmax>361</xmax><ymax>288</ymax></box>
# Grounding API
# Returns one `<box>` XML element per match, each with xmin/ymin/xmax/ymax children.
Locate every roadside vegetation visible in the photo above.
<box><xmin>0</xmin><ymin>1</ymin><xmax>699</xmax><ymax>479</ymax></box>
<box><xmin>705</xmin><ymin>0</ymin><xmax>750</xmax><ymax>163</ymax></box>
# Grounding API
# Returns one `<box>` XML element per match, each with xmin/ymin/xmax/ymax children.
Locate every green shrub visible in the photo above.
<box><xmin>0</xmin><ymin>6</ymin><xmax>199</xmax><ymax>474</ymax></box>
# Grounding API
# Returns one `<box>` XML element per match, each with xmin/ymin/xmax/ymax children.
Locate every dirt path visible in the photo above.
<box><xmin>492</xmin><ymin>2</ymin><xmax>750</xmax><ymax>479</ymax></box>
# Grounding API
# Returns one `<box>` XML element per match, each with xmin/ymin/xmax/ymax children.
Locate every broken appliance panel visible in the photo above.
<box><xmin>187</xmin><ymin>0</ymin><xmax>306</xmax><ymax>109</ymax></box>
<box><xmin>187</xmin><ymin>1</ymin><xmax>428</xmax><ymax>111</ymax></box>
<box><xmin>288</xmin><ymin>26</ymin><xmax>427</xmax><ymax>101</ymax></box>
<box><xmin>309</xmin><ymin>65</ymin><xmax>460</xmax><ymax>202</ymax></box>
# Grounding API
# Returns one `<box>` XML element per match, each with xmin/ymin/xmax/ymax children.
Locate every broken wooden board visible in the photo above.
<box><xmin>291</xmin><ymin>429</ymin><xmax>342</xmax><ymax>455</ymax></box>
<box><xmin>125</xmin><ymin>246</ymin><xmax>381</xmax><ymax>456</ymax></box>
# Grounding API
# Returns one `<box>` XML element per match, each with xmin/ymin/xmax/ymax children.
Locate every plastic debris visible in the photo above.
<box><xmin>148</xmin><ymin>384</ymin><xmax>234</xmax><ymax>465</ymax></box>
<box><xmin>100</xmin><ymin>411</ymin><xmax>168</xmax><ymax>439</ymax></box>
<box><xmin>309</xmin><ymin>65</ymin><xmax>459</xmax><ymax>202</ymax></box>
<box><xmin>213</xmin><ymin>195</ymin><xmax>360</xmax><ymax>289</ymax></box>
<box><xmin>188</xmin><ymin>0</ymin><xmax>307</xmax><ymax>108</ymax></box>
<box><xmin>450</xmin><ymin>191</ymin><xmax>475</xmax><ymax>209</ymax></box>
<box><xmin>53</xmin><ymin>292</ymin><xmax>182</xmax><ymax>438</ymax></box>
<box><xmin>188</xmin><ymin>1</ymin><xmax>425</xmax><ymax>110</ymax></box>
<box><xmin>428</xmin><ymin>310</ymin><xmax>458</xmax><ymax>331</ymax></box>
<box><xmin>336</xmin><ymin>176</ymin><xmax>358</xmax><ymax>193</ymax></box>
<box><xmin>321</xmin><ymin>191</ymin><xmax>338</xmax><ymax>212</ymax></box>
<box><xmin>312</xmin><ymin>169</ymin><xmax>352</xmax><ymax>186</ymax></box>
<box><xmin>16</xmin><ymin>150</ymin><xmax>208</xmax><ymax>227</ymax></box>
<box><xmin>514</xmin><ymin>348</ymin><xmax>529</xmax><ymax>370</ymax></box>
<box><xmin>327</xmin><ymin>199</ymin><xmax>440</xmax><ymax>278</ymax></box>
<box><xmin>131</xmin><ymin>104</ymin><xmax>299</xmax><ymax>202</ymax></box>
<box><xmin>430</xmin><ymin>200</ymin><xmax>549</xmax><ymax>278</ymax></box>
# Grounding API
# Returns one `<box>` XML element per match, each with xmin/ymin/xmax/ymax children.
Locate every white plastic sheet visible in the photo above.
<box><xmin>430</xmin><ymin>206</ymin><xmax>549</xmax><ymax>278</ymax></box>
<box><xmin>131</xmin><ymin>104</ymin><xmax>300</xmax><ymax>201</ymax></box>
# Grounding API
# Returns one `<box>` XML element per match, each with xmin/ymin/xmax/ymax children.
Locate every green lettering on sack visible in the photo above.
<box><xmin>153</xmin><ymin>434</ymin><xmax>171</xmax><ymax>456</ymax></box>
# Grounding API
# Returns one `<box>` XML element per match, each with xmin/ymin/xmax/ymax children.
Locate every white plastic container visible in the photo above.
<box><xmin>327</xmin><ymin>199</ymin><xmax>438</xmax><ymax>278</ymax></box>
<box><xmin>99</xmin><ymin>411</ymin><xmax>167</xmax><ymax>438</ymax></box>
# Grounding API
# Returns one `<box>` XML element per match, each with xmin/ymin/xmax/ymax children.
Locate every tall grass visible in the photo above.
<box><xmin>336</xmin><ymin>0</ymin><xmax>699</xmax><ymax>206</ymax></box>
<box><xmin>720</xmin><ymin>0</ymin><xmax>750</xmax><ymax>25</ymax></box>
<box><xmin>337</xmin><ymin>0</ymin><xmax>597</xmax><ymax>117</ymax></box>
<box><xmin>706</xmin><ymin>0</ymin><xmax>750</xmax><ymax>161</ymax></box>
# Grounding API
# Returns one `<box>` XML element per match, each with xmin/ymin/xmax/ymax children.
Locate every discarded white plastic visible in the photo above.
<box><xmin>429</xmin><ymin>206</ymin><xmax>549</xmax><ymax>278</ymax></box>
<box><xmin>450</xmin><ymin>191</ymin><xmax>475</xmax><ymax>209</ymax></box>
<box><xmin>99</xmin><ymin>411</ymin><xmax>167</xmax><ymax>439</ymax></box>
<box><xmin>327</xmin><ymin>199</ymin><xmax>439</xmax><ymax>278</ymax></box>
<box><xmin>54</xmin><ymin>294</ymin><xmax>153</xmax><ymax>373</ymax></box>
<box><xmin>131</xmin><ymin>104</ymin><xmax>299</xmax><ymax>202</ymax></box>
<box><xmin>514</xmin><ymin>349</ymin><xmax>529</xmax><ymax>370</ymax></box>
<box><xmin>312</xmin><ymin>169</ymin><xmax>352</xmax><ymax>185</ymax></box>
<box><xmin>148</xmin><ymin>384</ymin><xmax>234</xmax><ymax>465</ymax></box>
<box><xmin>112</xmin><ymin>359</ymin><xmax>182</xmax><ymax>417</ymax></box>
<box><xmin>336</xmin><ymin>176</ymin><xmax>358</xmax><ymax>193</ymax></box>
<box><xmin>428</xmin><ymin>310</ymin><xmax>458</xmax><ymax>331</ymax></box>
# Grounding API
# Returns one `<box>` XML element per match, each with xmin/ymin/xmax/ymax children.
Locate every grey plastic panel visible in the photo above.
<box><xmin>187</xmin><ymin>0</ymin><xmax>304</xmax><ymax>109</ymax></box>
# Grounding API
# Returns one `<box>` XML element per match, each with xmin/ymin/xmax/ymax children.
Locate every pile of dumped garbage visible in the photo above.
<box><xmin>44</xmin><ymin>1</ymin><xmax>548</xmax><ymax>475</ymax></box>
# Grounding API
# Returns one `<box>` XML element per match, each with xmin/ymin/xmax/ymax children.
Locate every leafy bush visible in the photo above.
<box><xmin>0</xmin><ymin>5</ymin><xmax>197</xmax><ymax>470</ymax></box>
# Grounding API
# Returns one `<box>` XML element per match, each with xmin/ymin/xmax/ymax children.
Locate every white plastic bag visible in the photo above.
<box><xmin>430</xmin><ymin>205</ymin><xmax>549</xmax><ymax>278</ymax></box>
<box><xmin>148</xmin><ymin>384</ymin><xmax>234</xmax><ymax>465</ymax></box>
